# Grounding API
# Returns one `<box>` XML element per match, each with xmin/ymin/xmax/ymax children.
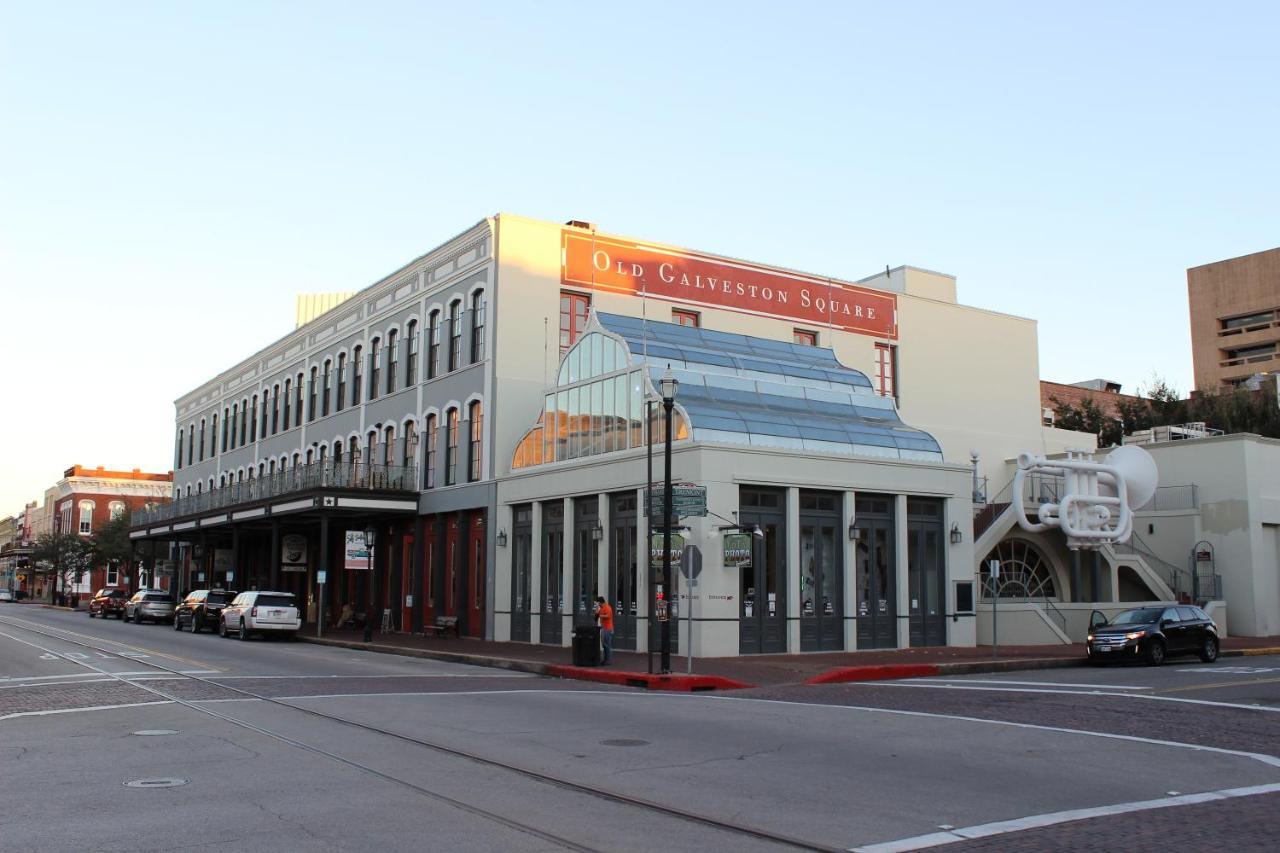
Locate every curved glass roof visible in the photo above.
<box><xmin>596</xmin><ymin>313</ymin><xmax>942</xmax><ymax>461</ymax></box>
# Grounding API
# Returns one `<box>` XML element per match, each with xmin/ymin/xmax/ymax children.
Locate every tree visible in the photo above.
<box><xmin>94</xmin><ymin>509</ymin><xmax>134</xmax><ymax>584</ymax></box>
<box><xmin>31</xmin><ymin>532</ymin><xmax>96</xmax><ymax>605</ymax></box>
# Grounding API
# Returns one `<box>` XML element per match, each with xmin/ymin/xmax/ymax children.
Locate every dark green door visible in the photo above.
<box><xmin>855</xmin><ymin>494</ymin><xmax>897</xmax><ymax>649</ymax></box>
<box><xmin>739</xmin><ymin>487</ymin><xmax>787</xmax><ymax>654</ymax></box>
<box><xmin>609</xmin><ymin>492</ymin><xmax>638</xmax><ymax>650</ymax></box>
<box><xmin>539</xmin><ymin>501</ymin><xmax>564</xmax><ymax>645</ymax></box>
<box><xmin>800</xmin><ymin>490</ymin><xmax>844</xmax><ymax>651</ymax></box>
<box><xmin>907</xmin><ymin>499</ymin><xmax>946</xmax><ymax>647</ymax></box>
<box><xmin>510</xmin><ymin>505</ymin><xmax>532</xmax><ymax>642</ymax></box>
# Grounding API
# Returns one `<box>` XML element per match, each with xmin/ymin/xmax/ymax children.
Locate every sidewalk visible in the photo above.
<box><xmin>298</xmin><ymin>628</ymin><xmax>1280</xmax><ymax>691</ymax></box>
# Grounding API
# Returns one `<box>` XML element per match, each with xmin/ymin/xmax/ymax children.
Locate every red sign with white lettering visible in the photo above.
<box><xmin>561</xmin><ymin>231</ymin><xmax>897</xmax><ymax>339</ymax></box>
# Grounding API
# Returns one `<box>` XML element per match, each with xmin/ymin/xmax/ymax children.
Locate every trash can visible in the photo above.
<box><xmin>572</xmin><ymin>625</ymin><xmax>601</xmax><ymax>667</ymax></box>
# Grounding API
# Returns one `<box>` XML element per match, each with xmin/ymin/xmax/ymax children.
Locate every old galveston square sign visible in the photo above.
<box><xmin>561</xmin><ymin>231</ymin><xmax>897</xmax><ymax>339</ymax></box>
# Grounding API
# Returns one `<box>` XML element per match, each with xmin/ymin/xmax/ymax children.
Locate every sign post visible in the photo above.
<box><xmin>680</xmin><ymin>546</ymin><xmax>701</xmax><ymax>674</ymax></box>
<box><xmin>316</xmin><ymin>570</ymin><xmax>326</xmax><ymax>639</ymax></box>
<box><xmin>989</xmin><ymin>559</ymin><xmax>1000</xmax><ymax>660</ymax></box>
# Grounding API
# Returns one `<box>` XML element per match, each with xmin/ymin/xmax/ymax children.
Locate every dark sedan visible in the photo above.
<box><xmin>1087</xmin><ymin>605</ymin><xmax>1220</xmax><ymax>666</ymax></box>
<box><xmin>174</xmin><ymin>589</ymin><xmax>238</xmax><ymax>634</ymax></box>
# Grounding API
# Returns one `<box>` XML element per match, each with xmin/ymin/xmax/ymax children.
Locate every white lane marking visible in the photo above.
<box><xmin>1</xmin><ymin>701</ymin><xmax>173</xmax><ymax>721</ymax></box>
<box><xmin>880</xmin><ymin>682</ymin><xmax>1280</xmax><ymax>713</ymax></box>
<box><xmin>1177</xmin><ymin>666</ymin><xmax>1278</xmax><ymax>674</ymax></box>
<box><xmin>0</xmin><ymin>673</ymin><xmax>105</xmax><ymax>683</ymax></box>
<box><xmin>177</xmin><ymin>670</ymin><xmax>222</xmax><ymax>675</ymax></box>
<box><xmin>915</xmin><ymin>678</ymin><xmax>1152</xmax><ymax>690</ymax></box>
<box><xmin>193</xmin><ymin>688</ymin><xmax>579</xmax><ymax>703</ymax></box>
<box><xmin>849</xmin><ymin>782</ymin><xmax>1280</xmax><ymax>851</ymax></box>
<box><xmin>204</xmin><ymin>673</ymin><xmax>533</xmax><ymax>680</ymax></box>
<box><xmin>1</xmin><ymin>676</ymin><xmax>185</xmax><ymax>690</ymax></box>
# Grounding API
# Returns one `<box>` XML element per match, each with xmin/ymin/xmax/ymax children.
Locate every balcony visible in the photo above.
<box><xmin>132</xmin><ymin>461</ymin><xmax>417</xmax><ymax>528</ymax></box>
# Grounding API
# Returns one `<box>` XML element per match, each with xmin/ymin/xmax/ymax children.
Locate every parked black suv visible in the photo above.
<box><xmin>88</xmin><ymin>588</ymin><xmax>127</xmax><ymax>618</ymax></box>
<box><xmin>1087</xmin><ymin>605</ymin><xmax>1220</xmax><ymax>666</ymax></box>
<box><xmin>174</xmin><ymin>589</ymin><xmax>238</xmax><ymax>634</ymax></box>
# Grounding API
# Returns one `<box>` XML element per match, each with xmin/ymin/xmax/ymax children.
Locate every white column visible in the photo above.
<box><xmin>529</xmin><ymin>501</ymin><xmax>542</xmax><ymax>642</ymax></box>
<box><xmin>895</xmin><ymin>493</ymin><xmax>910</xmax><ymax>649</ymax></box>
<box><xmin>844</xmin><ymin>490</ymin><xmax>858</xmax><ymax>651</ymax></box>
<box><xmin>596</xmin><ymin>493</ymin><xmax>609</xmax><ymax>605</ymax></box>
<box><xmin>787</xmin><ymin>486</ymin><xmax>801</xmax><ymax>652</ymax></box>
<box><xmin>637</xmin><ymin>485</ymin><xmax>650</xmax><ymax>653</ymax></box>
<box><xmin>561</xmin><ymin>496</ymin><xmax>573</xmax><ymax>646</ymax></box>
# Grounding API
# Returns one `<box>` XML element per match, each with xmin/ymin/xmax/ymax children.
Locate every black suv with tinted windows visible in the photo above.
<box><xmin>1087</xmin><ymin>605</ymin><xmax>1220</xmax><ymax>666</ymax></box>
<box><xmin>174</xmin><ymin>589</ymin><xmax>238</xmax><ymax>634</ymax></box>
<box><xmin>88</xmin><ymin>588</ymin><xmax>127</xmax><ymax>618</ymax></box>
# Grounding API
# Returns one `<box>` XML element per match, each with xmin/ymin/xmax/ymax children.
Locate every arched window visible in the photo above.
<box><xmin>366</xmin><ymin>430</ymin><xmax>378</xmax><ymax>469</ymax></box>
<box><xmin>196</xmin><ymin>482</ymin><xmax>202</xmax><ymax>495</ymax></box>
<box><xmin>387</xmin><ymin>328</ymin><xmax>399</xmax><ymax>394</ymax></box>
<box><xmin>403</xmin><ymin>420</ymin><xmax>417</xmax><ymax>471</ymax></box>
<box><xmin>306</xmin><ymin>448</ymin><xmax>314</xmax><ymax>465</ymax></box>
<box><xmin>427</xmin><ymin>310</ymin><xmax>441</xmax><ymax>379</ymax></box>
<box><xmin>283</xmin><ymin>379</ymin><xmax>291</xmax><ymax>426</ymax></box>
<box><xmin>319</xmin><ymin>444</ymin><xmax>327</xmax><ymax>462</ymax></box>
<box><xmin>424</xmin><ymin>414</ymin><xmax>437</xmax><ymax>489</ymax></box>
<box><xmin>468</xmin><ymin>400</ymin><xmax>483</xmax><ymax>482</ymax></box>
<box><xmin>369</xmin><ymin>337</ymin><xmax>382</xmax><ymax>400</ymax></box>
<box><xmin>271</xmin><ymin>384</ymin><xmax>280</xmax><ymax>433</ymax></box>
<box><xmin>445</xmin><ymin>407</ymin><xmax>459</xmax><ymax>485</ymax></box>
<box><xmin>250</xmin><ymin>394</ymin><xmax>259</xmax><ymax>442</ymax></box>
<box><xmin>78</xmin><ymin>501</ymin><xmax>95</xmax><ymax>534</ymax></box>
<box><xmin>221</xmin><ymin>407</ymin><xmax>229</xmax><ymax>452</ymax></box>
<box><xmin>268</xmin><ymin>458</ymin><xmax>276</xmax><ymax>475</ymax></box>
<box><xmin>175</xmin><ymin>428</ymin><xmax>184</xmax><ymax>471</ymax></box>
<box><xmin>384</xmin><ymin>424</ymin><xmax>395</xmax><ymax>466</ymax></box>
<box><xmin>292</xmin><ymin>452</ymin><xmax>300</xmax><ymax>468</ymax></box>
<box><xmin>322</xmin><ymin>359</ymin><xmax>332</xmax><ymax>416</ymax></box>
<box><xmin>198</xmin><ymin>419</ymin><xmax>206</xmax><ymax>462</ymax></box>
<box><xmin>109</xmin><ymin>501</ymin><xmax>127</xmax><ymax>520</ymax></box>
<box><xmin>260</xmin><ymin>388</ymin><xmax>269</xmax><ymax>437</ymax></box>
<box><xmin>219</xmin><ymin>474</ymin><xmax>226</xmax><ymax>488</ymax></box>
<box><xmin>470</xmin><ymin>291</ymin><xmax>486</xmax><ymax>364</ymax></box>
<box><xmin>231</xmin><ymin>402</ymin><xmax>239</xmax><ymax>448</ymax></box>
<box><xmin>981</xmin><ymin>540</ymin><xmax>1058</xmax><ymax>600</ymax></box>
<box><xmin>333</xmin><ymin>440</ymin><xmax>343</xmax><ymax>464</ymax></box>
<box><xmin>406</xmin><ymin>320</ymin><xmax>419</xmax><ymax>385</ymax></box>
<box><xmin>258</xmin><ymin>462</ymin><xmax>266</xmax><ymax>478</ymax></box>
<box><xmin>240</xmin><ymin>399</ymin><xmax>249</xmax><ymax>445</ymax></box>
<box><xmin>187</xmin><ymin>424</ymin><xmax>194</xmax><ymax>466</ymax></box>
<box><xmin>185</xmin><ymin>484</ymin><xmax>192</xmax><ymax>497</ymax></box>
<box><xmin>336</xmin><ymin>353</ymin><xmax>346</xmax><ymax>411</ymax></box>
<box><xmin>352</xmin><ymin>346</ymin><xmax>363</xmax><ymax>406</ymax></box>
<box><xmin>295</xmin><ymin>373</ymin><xmax>304</xmax><ymax>428</ymax></box>
<box><xmin>237</xmin><ymin>469</ymin><xmax>244</xmax><ymax>483</ymax></box>
<box><xmin>211</xmin><ymin>413</ymin><xmax>218</xmax><ymax>456</ymax></box>
<box><xmin>308</xmin><ymin>367</ymin><xmax>318</xmax><ymax>421</ymax></box>
<box><xmin>447</xmin><ymin>301</ymin><xmax>462</xmax><ymax>371</ymax></box>
<box><xmin>349</xmin><ymin>435</ymin><xmax>360</xmax><ymax>464</ymax></box>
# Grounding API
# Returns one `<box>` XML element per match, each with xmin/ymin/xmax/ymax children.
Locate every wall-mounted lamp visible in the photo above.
<box><xmin>848</xmin><ymin>523</ymin><xmax>860</xmax><ymax>542</ymax></box>
<box><xmin>496</xmin><ymin>528</ymin><xmax>508</xmax><ymax>548</ymax></box>
<box><xmin>950</xmin><ymin>522</ymin><xmax>963</xmax><ymax>545</ymax></box>
<box><xmin>591</xmin><ymin>522</ymin><xmax>603</xmax><ymax>541</ymax></box>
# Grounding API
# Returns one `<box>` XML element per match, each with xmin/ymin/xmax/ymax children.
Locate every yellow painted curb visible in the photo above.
<box><xmin>1240</xmin><ymin>647</ymin><xmax>1280</xmax><ymax>656</ymax></box>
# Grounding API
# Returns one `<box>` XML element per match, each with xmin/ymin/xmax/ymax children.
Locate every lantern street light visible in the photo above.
<box><xmin>362</xmin><ymin>524</ymin><xmax>377</xmax><ymax>642</ymax></box>
<box><xmin>659</xmin><ymin>365</ymin><xmax>679</xmax><ymax>674</ymax></box>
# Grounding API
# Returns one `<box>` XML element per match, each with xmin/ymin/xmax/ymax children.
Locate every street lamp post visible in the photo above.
<box><xmin>659</xmin><ymin>366</ymin><xmax>679</xmax><ymax>675</ymax></box>
<box><xmin>362</xmin><ymin>524</ymin><xmax>377</xmax><ymax>642</ymax></box>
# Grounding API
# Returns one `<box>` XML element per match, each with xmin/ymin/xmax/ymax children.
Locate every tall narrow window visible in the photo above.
<box><xmin>322</xmin><ymin>359</ymin><xmax>332</xmax><ymax>416</ymax></box>
<box><xmin>384</xmin><ymin>424</ymin><xmax>395</xmax><ymax>466</ymax></box>
<box><xmin>366</xmin><ymin>430</ymin><xmax>378</xmax><ymax>470</ymax></box>
<box><xmin>404</xmin><ymin>420</ymin><xmax>417</xmax><ymax>472</ymax></box>
<box><xmin>387</xmin><ymin>329</ymin><xmax>398</xmax><ymax>394</ymax></box>
<box><xmin>109</xmin><ymin>501</ymin><xmax>126</xmax><ymax>520</ymax></box>
<box><xmin>220</xmin><ymin>408</ymin><xmax>229</xmax><ymax>451</ymax></box>
<box><xmin>672</xmin><ymin>309</ymin><xmax>699</xmax><ymax>327</ymax></box>
<box><xmin>406</xmin><ymin>320</ymin><xmax>419</xmax><ymax>385</ymax></box>
<box><xmin>231</xmin><ymin>403</ymin><xmax>239</xmax><ymax>448</ymax></box>
<box><xmin>332</xmin><ymin>441</ymin><xmax>342</xmax><ymax>464</ymax></box>
<box><xmin>427</xmin><ymin>310</ymin><xmax>440</xmax><ymax>379</ymax></box>
<box><xmin>78</xmin><ymin>501</ymin><xmax>94</xmax><ymax>534</ymax></box>
<box><xmin>282</xmin><ymin>380</ymin><xmax>291</xmax><ymax>428</ymax></box>
<box><xmin>560</xmin><ymin>291</ymin><xmax>591</xmax><ymax>354</ymax></box>
<box><xmin>295</xmin><ymin>373</ymin><xmax>303</xmax><ymax>427</ymax></box>
<box><xmin>369</xmin><ymin>337</ymin><xmax>381</xmax><ymax>400</ymax></box>
<box><xmin>336</xmin><ymin>353</ymin><xmax>346</xmax><ymax>411</ymax></box>
<box><xmin>176</xmin><ymin>428</ymin><xmax>184</xmax><ymax>470</ymax></box>
<box><xmin>470</xmin><ymin>291</ymin><xmax>486</xmax><ymax>364</ymax></box>
<box><xmin>261</xmin><ymin>388</ymin><xmax>269</xmax><ymax>437</ymax></box>
<box><xmin>468</xmin><ymin>400</ymin><xmax>483</xmax><ymax>482</ymax></box>
<box><xmin>349</xmin><ymin>435</ymin><xmax>360</xmax><ymax>465</ymax></box>
<box><xmin>448</xmin><ymin>302</ymin><xmax>461</xmax><ymax>371</ymax></box>
<box><xmin>874</xmin><ymin>343</ymin><xmax>897</xmax><ymax>400</ymax></box>
<box><xmin>241</xmin><ymin>400</ymin><xmax>249</xmax><ymax>445</ymax></box>
<box><xmin>212</xmin><ymin>413</ymin><xmax>220</xmax><ymax>455</ymax></box>
<box><xmin>308</xmin><ymin>367</ymin><xmax>317</xmax><ymax>421</ymax></box>
<box><xmin>271</xmin><ymin>384</ymin><xmax>280</xmax><ymax>433</ymax></box>
<box><xmin>445</xmin><ymin>407</ymin><xmax>459</xmax><ymax>485</ymax></box>
<box><xmin>425</xmin><ymin>414</ymin><xmax>437</xmax><ymax>489</ymax></box>
<box><xmin>347</xmin><ymin>347</ymin><xmax>360</xmax><ymax>407</ymax></box>
<box><xmin>198</xmin><ymin>419</ymin><xmax>206</xmax><ymax>461</ymax></box>
<box><xmin>187</xmin><ymin>424</ymin><xmax>194</xmax><ymax>465</ymax></box>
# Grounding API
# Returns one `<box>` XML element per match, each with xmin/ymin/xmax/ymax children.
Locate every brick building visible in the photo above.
<box><xmin>1038</xmin><ymin>379</ymin><xmax>1145</xmax><ymax>427</ymax></box>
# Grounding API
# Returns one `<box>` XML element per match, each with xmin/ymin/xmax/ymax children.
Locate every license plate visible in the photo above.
<box><xmin>1098</xmin><ymin>646</ymin><xmax>1112</xmax><ymax>652</ymax></box>
<box><xmin>272</xmin><ymin>610</ymin><xmax>283</xmax><ymax>616</ymax></box>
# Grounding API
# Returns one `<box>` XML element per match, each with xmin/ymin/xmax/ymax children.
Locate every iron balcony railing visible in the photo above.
<box><xmin>133</xmin><ymin>462</ymin><xmax>417</xmax><ymax>527</ymax></box>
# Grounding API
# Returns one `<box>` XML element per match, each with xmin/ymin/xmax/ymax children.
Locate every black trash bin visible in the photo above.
<box><xmin>572</xmin><ymin>625</ymin><xmax>601</xmax><ymax>667</ymax></box>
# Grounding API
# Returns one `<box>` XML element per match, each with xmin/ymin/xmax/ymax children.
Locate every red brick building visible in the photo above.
<box><xmin>50</xmin><ymin>465</ymin><xmax>172</xmax><ymax>601</ymax></box>
<box><xmin>1038</xmin><ymin>379</ymin><xmax>1146</xmax><ymax>427</ymax></box>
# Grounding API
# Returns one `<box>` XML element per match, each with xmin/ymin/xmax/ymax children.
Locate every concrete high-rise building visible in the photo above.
<box><xmin>1187</xmin><ymin>247</ymin><xmax>1280</xmax><ymax>391</ymax></box>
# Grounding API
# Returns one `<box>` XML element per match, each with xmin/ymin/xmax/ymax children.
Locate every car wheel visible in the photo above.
<box><xmin>1199</xmin><ymin>636</ymin><xmax>1219</xmax><ymax>663</ymax></box>
<box><xmin>219</xmin><ymin>618</ymin><xmax>229</xmax><ymax>638</ymax></box>
<box><xmin>1146</xmin><ymin>638</ymin><xmax>1166</xmax><ymax>666</ymax></box>
<box><xmin>189</xmin><ymin>613</ymin><xmax>200</xmax><ymax>634</ymax></box>
<box><xmin>173</xmin><ymin>615</ymin><xmax>182</xmax><ymax>631</ymax></box>
<box><xmin>238</xmin><ymin>620</ymin><xmax>249</xmax><ymax>641</ymax></box>
<box><xmin>89</xmin><ymin>609</ymin><xmax>96</xmax><ymax>618</ymax></box>
<box><xmin>122</xmin><ymin>610</ymin><xmax>130</xmax><ymax>623</ymax></box>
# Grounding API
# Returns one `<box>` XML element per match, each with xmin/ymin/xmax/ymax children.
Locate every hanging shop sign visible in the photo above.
<box><xmin>649</xmin><ymin>532</ymin><xmax>686</xmax><ymax>571</ymax></box>
<box><xmin>722</xmin><ymin>533</ymin><xmax>753</xmax><ymax>569</ymax></box>
<box><xmin>644</xmin><ymin>483</ymin><xmax>707</xmax><ymax>518</ymax></box>
<box><xmin>281</xmin><ymin>534</ymin><xmax>308</xmax><ymax>571</ymax></box>
<box><xmin>562</xmin><ymin>230</ymin><xmax>897</xmax><ymax>339</ymax></box>
<box><xmin>344</xmin><ymin>531</ymin><xmax>371</xmax><ymax>570</ymax></box>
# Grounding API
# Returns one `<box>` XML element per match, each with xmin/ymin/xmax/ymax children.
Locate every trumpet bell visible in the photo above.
<box><xmin>1101</xmin><ymin>445</ymin><xmax>1159</xmax><ymax>510</ymax></box>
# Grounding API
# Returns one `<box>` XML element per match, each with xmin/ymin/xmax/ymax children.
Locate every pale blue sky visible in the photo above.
<box><xmin>2</xmin><ymin>2</ymin><xmax>1278</xmax><ymax>512</ymax></box>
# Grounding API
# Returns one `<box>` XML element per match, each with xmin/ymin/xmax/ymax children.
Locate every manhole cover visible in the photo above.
<box><xmin>600</xmin><ymin>738</ymin><xmax>650</xmax><ymax>747</ymax></box>
<box><xmin>132</xmin><ymin>730</ymin><xmax>180</xmax><ymax>736</ymax></box>
<box><xmin>123</xmin><ymin>778</ymin><xmax>189</xmax><ymax>788</ymax></box>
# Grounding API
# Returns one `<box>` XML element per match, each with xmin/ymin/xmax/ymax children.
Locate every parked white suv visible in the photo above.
<box><xmin>219</xmin><ymin>591</ymin><xmax>301</xmax><ymax>640</ymax></box>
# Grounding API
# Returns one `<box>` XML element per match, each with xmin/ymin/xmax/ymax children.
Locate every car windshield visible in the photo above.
<box><xmin>257</xmin><ymin>594</ymin><xmax>295</xmax><ymax>607</ymax></box>
<box><xmin>207</xmin><ymin>592</ymin><xmax>232</xmax><ymax>604</ymax></box>
<box><xmin>1108</xmin><ymin>607</ymin><xmax>1164</xmax><ymax>625</ymax></box>
<box><xmin>144</xmin><ymin>593</ymin><xmax>172</xmax><ymax>602</ymax></box>
<box><xmin>108</xmin><ymin>590</ymin><xmax>126</xmax><ymax>598</ymax></box>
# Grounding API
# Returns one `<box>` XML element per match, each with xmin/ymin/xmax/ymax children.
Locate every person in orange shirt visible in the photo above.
<box><xmin>594</xmin><ymin>595</ymin><xmax>614</xmax><ymax>665</ymax></box>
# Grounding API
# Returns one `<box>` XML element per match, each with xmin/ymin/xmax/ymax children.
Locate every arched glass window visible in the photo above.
<box><xmin>187</xmin><ymin>424</ymin><xmax>194</xmax><ymax>466</ymax></box>
<box><xmin>336</xmin><ymin>353</ymin><xmax>346</xmax><ymax>411</ymax></box>
<box><xmin>406</xmin><ymin>320</ymin><xmax>419</xmax><ymax>385</ymax></box>
<box><xmin>241</xmin><ymin>399</ymin><xmax>249</xmax><ymax>445</ymax></box>
<box><xmin>219</xmin><ymin>474</ymin><xmax>226</xmax><ymax>488</ymax></box>
<box><xmin>470</xmin><ymin>291</ymin><xmax>486</xmax><ymax>364</ymax></box>
<box><xmin>447</xmin><ymin>302</ymin><xmax>461</xmax><ymax>371</ymax></box>
<box><xmin>352</xmin><ymin>346</ymin><xmax>363</xmax><ymax>406</ymax></box>
<box><xmin>198</xmin><ymin>419</ymin><xmax>206</xmax><ymax>461</ymax></box>
<box><xmin>333</xmin><ymin>441</ymin><xmax>343</xmax><ymax>464</ymax></box>
<box><xmin>295</xmin><ymin>373</ymin><xmax>304</xmax><ymax>427</ymax></box>
<box><xmin>308</xmin><ymin>367</ymin><xmax>318</xmax><ymax>421</ymax></box>
<box><xmin>366</xmin><ymin>430</ymin><xmax>378</xmax><ymax>467</ymax></box>
<box><xmin>369</xmin><ymin>337</ymin><xmax>381</xmax><ymax>400</ymax></box>
<box><xmin>403</xmin><ymin>420</ymin><xmax>417</xmax><ymax>471</ymax></box>
<box><xmin>292</xmin><ymin>452</ymin><xmax>300</xmax><ymax>468</ymax></box>
<box><xmin>231</xmin><ymin>403</ymin><xmax>239</xmax><ymax>448</ymax></box>
<box><xmin>78</xmin><ymin>501</ymin><xmax>95</xmax><ymax>534</ymax></box>
<box><xmin>468</xmin><ymin>401</ymin><xmax>483</xmax><ymax>482</ymax></box>
<box><xmin>269</xmin><ymin>458</ymin><xmax>276</xmax><ymax>475</ymax></box>
<box><xmin>260</xmin><ymin>388</ymin><xmax>269</xmax><ymax>437</ymax></box>
<box><xmin>176</xmin><ymin>427</ymin><xmax>184</xmax><ymax>470</ymax></box>
<box><xmin>427</xmin><ymin>310</ymin><xmax>441</xmax><ymax>379</ymax></box>
<box><xmin>272</xmin><ymin>384</ymin><xmax>281</xmax><ymax>433</ymax></box>
<box><xmin>211</xmin><ymin>413</ymin><xmax>219</xmax><ymax>455</ymax></box>
<box><xmin>283</xmin><ymin>379</ymin><xmax>291</xmax><ymax>426</ymax></box>
<box><xmin>445</xmin><ymin>407</ymin><xmax>459</xmax><ymax>485</ymax></box>
<box><xmin>384</xmin><ymin>424</ymin><xmax>395</xmax><ymax>466</ymax></box>
<box><xmin>319</xmin><ymin>444</ymin><xmax>327</xmax><ymax>462</ymax></box>
<box><xmin>109</xmin><ymin>501</ymin><xmax>127</xmax><ymax>521</ymax></box>
<box><xmin>221</xmin><ymin>407</ymin><xmax>229</xmax><ymax>452</ymax></box>
<box><xmin>424</xmin><ymin>414</ymin><xmax>438</xmax><ymax>489</ymax></box>
<box><xmin>322</xmin><ymin>360</ymin><xmax>332</xmax><ymax>416</ymax></box>
<box><xmin>980</xmin><ymin>540</ymin><xmax>1058</xmax><ymax>600</ymax></box>
<box><xmin>349</xmin><ymin>435</ymin><xmax>360</xmax><ymax>464</ymax></box>
<box><xmin>306</xmin><ymin>448</ymin><xmax>314</xmax><ymax>465</ymax></box>
<box><xmin>387</xmin><ymin>328</ymin><xmax>399</xmax><ymax>394</ymax></box>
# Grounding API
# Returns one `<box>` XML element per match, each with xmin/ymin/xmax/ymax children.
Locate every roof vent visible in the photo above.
<box><xmin>564</xmin><ymin>220</ymin><xmax>596</xmax><ymax>231</ymax></box>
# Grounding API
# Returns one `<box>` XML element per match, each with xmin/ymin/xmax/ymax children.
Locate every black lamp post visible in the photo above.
<box><xmin>659</xmin><ymin>365</ymin><xmax>679</xmax><ymax>675</ymax></box>
<box><xmin>362</xmin><ymin>524</ymin><xmax>377</xmax><ymax>642</ymax></box>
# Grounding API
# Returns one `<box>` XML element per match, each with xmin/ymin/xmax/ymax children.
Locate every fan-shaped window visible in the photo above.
<box><xmin>980</xmin><ymin>539</ymin><xmax>1058</xmax><ymax>599</ymax></box>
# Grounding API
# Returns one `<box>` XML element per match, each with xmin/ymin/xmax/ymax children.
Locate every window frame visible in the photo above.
<box><xmin>448</xmin><ymin>301</ymin><xmax>462</xmax><ymax>372</ymax></box>
<box><xmin>672</xmin><ymin>308</ymin><xmax>700</xmax><ymax>327</ymax></box>
<box><xmin>470</xmin><ymin>291</ymin><xmax>486</xmax><ymax>364</ymax></box>
<box><xmin>468</xmin><ymin>400</ymin><xmax>483</xmax><ymax>482</ymax></box>
<box><xmin>445</xmin><ymin>407</ymin><xmax>458</xmax><ymax>485</ymax></box>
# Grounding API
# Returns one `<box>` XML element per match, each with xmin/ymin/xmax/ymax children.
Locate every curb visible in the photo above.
<box><xmin>40</xmin><ymin>604</ymin><xmax>79</xmax><ymax>612</ymax></box>
<box><xmin>299</xmin><ymin>636</ymin><xmax>754</xmax><ymax>691</ymax></box>
<box><xmin>804</xmin><ymin>657</ymin><xmax>1085</xmax><ymax>685</ymax></box>
<box><xmin>1227</xmin><ymin>647</ymin><xmax>1280</xmax><ymax>657</ymax></box>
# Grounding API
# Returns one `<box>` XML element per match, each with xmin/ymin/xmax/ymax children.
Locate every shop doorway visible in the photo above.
<box><xmin>799</xmin><ymin>490</ymin><xmax>844</xmax><ymax>651</ymax></box>
<box><xmin>855</xmin><ymin>493</ymin><xmax>897</xmax><ymax>649</ymax></box>
<box><xmin>739</xmin><ymin>486</ymin><xmax>787</xmax><ymax>654</ymax></box>
<box><xmin>609</xmin><ymin>492</ymin><xmax>638</xmax><ymax>650</ymax></box>
<box><xmin>465</xmin><ymin>510</ymin><xmax>485</xmax><ymax>638</ymax></box>
<box><xmin>539</xmin><ymin>501</ymin><xmax>564</xmax><ymax>645</ymax></box>
<box><xmin>572</xmin><ymin>498</ymin><xmax>598</xmax><ymax>628</ymax></box>
<box><xmin>907</xmin><ymin>499</ymin><xmax>946</xmax><ymax>647</ymax></box>
<box><xmin>510</xmin><ymin>505</ymin><xmax>532</xmax><ymax>642</ymax></box>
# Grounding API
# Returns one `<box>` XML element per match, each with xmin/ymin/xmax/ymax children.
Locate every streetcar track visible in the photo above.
<box><xmin>0</xmin><ymin>613</ymin><xmax>835</xmax><ymax>852</ymax></box>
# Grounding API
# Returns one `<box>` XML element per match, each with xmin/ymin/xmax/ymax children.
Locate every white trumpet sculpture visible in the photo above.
<box><xmin>1013</xmin><ymin>445</ymin><xmax>1158</xmax><ymax>550</ymax></box>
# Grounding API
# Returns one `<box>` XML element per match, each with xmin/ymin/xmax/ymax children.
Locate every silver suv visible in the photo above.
<box><xmin>219</xmin><ymin>591</ymin><xmax>301</xmax><ymax>640</ymax></box>
<box><xmin>124</xmin><ymin>590</ymin><xmax>175</xmax><ymax>624</ymax></box>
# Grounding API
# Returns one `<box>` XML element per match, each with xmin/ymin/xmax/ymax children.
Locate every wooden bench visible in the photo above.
<box><xmin>429</xmin><ymin>616</ymin><xmax>458</xmax><ymax>637</ymax></box>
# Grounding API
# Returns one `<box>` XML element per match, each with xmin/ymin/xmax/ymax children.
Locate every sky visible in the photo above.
<box><xmin>2</xmin><ymin>1</ymin><xmax>1278</xmax><ymax>514</ymax></box>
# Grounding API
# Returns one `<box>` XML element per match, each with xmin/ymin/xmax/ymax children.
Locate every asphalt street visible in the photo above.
<box><xmin>2</xmin><ymin>603</ymin><xmax>1278</xmax><ymax>852</ymax></box>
